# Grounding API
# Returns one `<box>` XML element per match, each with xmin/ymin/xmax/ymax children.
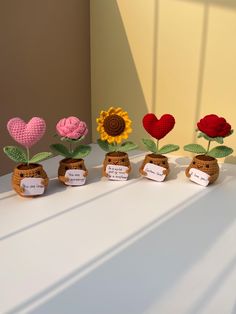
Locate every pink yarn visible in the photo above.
<box><xmin>56</xmin><ymin>116</ymin><xmax>88</xmax><ymax>139</ymax></box>
<box><xmin>7</xmin><ymin>117</ymin><xmax>46</xmax><ymax>148</ymax></box>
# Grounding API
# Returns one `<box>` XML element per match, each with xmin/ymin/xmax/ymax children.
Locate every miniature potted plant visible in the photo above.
<box><xmin>139</xmin><ymin>113</ymin><xmax>179</xmax><ymax>181</ymax></box>
<box><xmin>50</xmin><ymin>116</ymin><xmax>91</xmax><ymax>186</ymax></box>
<box><xmin>184</xmin><ymin>114</ymin><xmax>233</xmax><ymax>186</ymax></box>
<box><xmin>96</xmin><ymin>107</ymin><xmax>137</xmax><ymax>180</ymax></box>
<box><xmin>3</xmin><ymin>117</ymin><xmax>52</xmax><ymax>197</ymax></box>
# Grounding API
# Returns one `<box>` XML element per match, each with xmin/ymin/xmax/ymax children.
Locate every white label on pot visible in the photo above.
<box><xmin>65</xmin><ymin>169</ymin><xmax>86</xmax><ymax>186</ymax></box>
<box><xmin>143</xmin><ymin>163</ymin><xmax>166</xmax><ymax>182</ymax></box>
<box><xmin>189</xmin><ymin>168</ymin><xmax>210</xmax><ymax>186</ymax></box>
<box><xmin>20</xmin><ymin>178</ymin><xmax>45</xmax><ymax>196</ymax></box>
<box><xmin>106</xmin><ymin>165</ymin><xmax>128</xmax><ymax>181</ymax></box>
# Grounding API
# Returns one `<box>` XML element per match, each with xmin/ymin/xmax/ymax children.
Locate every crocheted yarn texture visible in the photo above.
<box><xmin>7</xmin><ymin>117</ymin><xmax>46</xmax><ymax>148</ymax></box>
<box><xmin>143</xmin><ymin>114</ymin><xmax>175</xmax><ymax>140</ymax></box>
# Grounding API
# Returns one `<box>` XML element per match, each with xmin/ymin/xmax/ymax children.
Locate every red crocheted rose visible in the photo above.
<box><xmin>197</xmin><ymin>114</ymin><xmax>231</xmax><ymax>138</ymax></box>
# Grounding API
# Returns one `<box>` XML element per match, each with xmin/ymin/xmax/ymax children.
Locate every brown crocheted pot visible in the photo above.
<box><xmin>12</xmin><ymin>163</ymin><xmax>49</xmax><ymax>197</ymax></box>
<box><xmin>103</xmin><ymin>152</ymin><xmax>131</xmax><ymax>180</ymax></box>
<box><xmin>139</xmin><ymin>154</ymin><xmax>170</xmax><ymax>181</ymax></box>
<box><xmin>185</xmin><ymin>155</ymin><xmax>219</xmax><ymax>185</ymax></box>
<box><xmin>58</xmin><ymin>158</ymin><xmax>88</xmax><ymax>185</ymax></box>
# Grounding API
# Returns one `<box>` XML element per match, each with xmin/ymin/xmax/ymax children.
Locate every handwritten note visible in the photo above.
<box><xmin>189</xmin><ymin>168</ymin><xmax>210</xmax><ymax>186</ymax></box>
<box><xmin>143</xmin><ymin>163</ymin><xmax>166</xmax><ymax>182</ymax></box>
<box><xmin>106</xmin><ymin>165</ymin><xmax>128</xmax><ymax>181</ymax></box>
<box><xmin>20</xmin><ymin>178</ymin><xmax>45</xmax><ymax>196</ymax></box>
<box><xmin>65</xmin><ymin>169</ymin><xmax>86</xmax><ymax>186</ymax></box>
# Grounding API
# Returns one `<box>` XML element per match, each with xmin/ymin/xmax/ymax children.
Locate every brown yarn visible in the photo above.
<box><xmin>58</xmin><ymin>158</ymin><xmax>88</xmax><ymax>185</ymax></box>
<box><xmin>103</xmin><ymin>114</ymin><xmax>125</xmax><ymax>136</ymax></box>
<box><xmin>185</xmin><ymin>154</ymin><xmax>219</xmax><ymax>184</ymax></box>
<box><xmin>103</xmin><ymin>152</ymin><xmax>131</xmax><ymax>177</ymax></box>
<box><xmin>139</xmin><ymin>154</ymin><xmax>170</xmax><ymax>178</ymax></box>
<box><xmin>12</xmin><ymin>163</ymin><xmax>48</xmax><ymax>197</ymax></box>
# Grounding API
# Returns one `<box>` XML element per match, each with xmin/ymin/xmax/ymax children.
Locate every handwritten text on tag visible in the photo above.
<box><xmin>65</xmin><ymin>169</ymin><xmax>86</xmax><ymax>186</ymax></box>
<box><xmin>189</xmin><ymin>168</ymin><xmax>210</xmax><ymax>186</ymax></box>
<box><xmin>106</xmin><ymin>165</ymin><xmax>128</xmax><ymax>181</ymax></box>
<box><xmin>20</xmin><ymin>178</ymin><xmax>45</xmax><ymax>196</ymax></box>
<box><xmin>143</xmin><ymin>163</ymin><xmax>166</xmax><ymax>182</ymax></box>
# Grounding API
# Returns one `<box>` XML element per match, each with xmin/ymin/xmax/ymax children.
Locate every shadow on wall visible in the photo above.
<box><xmin>91</xmin><ymin>0</ymin><xmax>150</xmax><ymax>147</ymax></box>
<box><xmin>177</xmin><ymin>0</ymin><xmax>236</xmax><ymax>160</ymax></box>
<box><xmin>9</xmin><ymin>177</ymin><xmax>236</xmax><ymax>314</ymax></box>
<box><xmin>0</xmin><ymin>0</ymin><xmax>91</xmax><ymax>175</ymax></box>
<box><xmin>92</xmin><ymin>0</ymin><xmax>236</xmax><ymax>162</ymax></box>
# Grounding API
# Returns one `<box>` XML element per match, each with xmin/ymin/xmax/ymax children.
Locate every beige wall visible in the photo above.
<box><xmin>91</xmin><ymin>0</ymin><xmax>236</xmax><ymax>163</ymax></box>
<box><xmin>0</xmin><ymin>0</ymin><xmax>91</xmax><ymax>175</ymax></box>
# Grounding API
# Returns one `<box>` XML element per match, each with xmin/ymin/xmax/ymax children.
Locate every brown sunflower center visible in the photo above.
<box><xmin>103</xmin><ymin>114</ymin><xmax>126</xmax><ymax>136</ymax></box>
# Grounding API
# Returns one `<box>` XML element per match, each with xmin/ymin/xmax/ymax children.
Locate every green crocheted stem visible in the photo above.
<box><xmin>50</xmin><ymin>143</ymin><xmax>72</xmax><ymax>158</ymax></box>
<box><xmin>26</xmin><ymin>147</ymin><xmax>30</xmax><ymax>165</ymax></box>
<box><xmin>71</xmin><ymin>145</ymin><xmax>91</xmax><ymax>159</ymax></box>
<box><xmin>142</xmin><ymin>139</ymin><xmax>158</xmax><ymax>154</ymax></box>
<box><xmin>143</xmin><ymin>139</ymin><xmax>179</xmax><ymax>154</ymax></box>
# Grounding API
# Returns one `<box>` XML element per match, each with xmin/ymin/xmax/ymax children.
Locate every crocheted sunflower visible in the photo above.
<box><xmin>96</xmin><ymin>107</ymin><xmax>137</xmax><ymax>153</ymax></box>
<box><xmin>97</xmin><ymin>107</ymin><xmax>132</xmax><ymax>144</ymax></box>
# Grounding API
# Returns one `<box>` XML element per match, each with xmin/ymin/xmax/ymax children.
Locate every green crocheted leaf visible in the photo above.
<box><xmin>97</xmin><ymin>139</ymin><xmax>110</xmax><ymax>152</ymax></box>
<box><xmin>208</xmin><ymin>146</ymin><xmax>233</xmax><ymax>158</ymax></box>
<box><xmin>60</xmin><ymin>136</ymin><xmax>84</xmax><ymax>143</ymax></box>
<box><xmin>119</xmin><ymin>141</ymin><xmax>138</xmax><ymax>152</ymax></box>
<box><xmin>50</xmin><ymin>144</ymin><xmax>71</xmax><ymax>157</ymax></box>
<box><xmin>142</xmin><ymin>139</ymin><xmax>157</xmax><ymax>153</ymax></box>
<box><xmin>3</xmin><ymin>146</ymin><xmax>27</xmax><ymax>163</ymax></box>
<box><xmin>197</xmin><ymin>132</ymin><xmax>224</xmax><ymax>144</ymax></box>
<box><xmin>184</xmin><ymin>144</ymin><xmax>206</xmax><ymax>154</ymax></box>
<box><xmin>29</xmin><ymin>152</ymin><xmax>52</xmax><ymax>163</ymax></box>
<box><xmin>71</xmin><ymin>145</ymin><xmax>91</xmax><ymax>159</ymax></box>
<box><xmin>159</xmin><ymin>144</ymin><xmax>180</xmax><ymax>154</ymax></box>
<box><xmin>213</xmin><ymin>137</ymin><xmax>224</xmax><ymax>144</ymax></box>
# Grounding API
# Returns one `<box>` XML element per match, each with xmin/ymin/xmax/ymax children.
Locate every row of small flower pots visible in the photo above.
<box><xmin>10</xmin><ymin>151</ymin><xmax>220</xmax><ymax>197</ymax></box>
<box><xmin>3</xmin><ymin>109</ymin><xmax>233</xmax><ymax>197</ymax></box>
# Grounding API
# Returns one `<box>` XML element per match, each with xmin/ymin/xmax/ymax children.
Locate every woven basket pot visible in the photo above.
<box><xmin>12</xmin><ymin>163</ymin><xmax>49</xmax><ymax>197</ymax></box>
<box><xmin>185</xmin><ymin>154</ymin><xmax>219</xmax><ymax>185</ymax></box>
<box><xmin>139</xmin><ymin>154</ymin><xmax>170</xmax><ymax>180</ymax></box>
<box><xmin>103</xmin><ymin>152</ymin><xmax>131</xmax><ymax>179</ymax></box>
<box><xmin>58</xmin><ymin>158</ymin><xmax>88</xmax><ymax>185</ymax></box>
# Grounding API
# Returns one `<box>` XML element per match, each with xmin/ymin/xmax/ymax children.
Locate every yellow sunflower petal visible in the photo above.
<box><xmin>107</xmin><ymin>136</ymin><xmax>115</xmax><ymax>144</ymax></box>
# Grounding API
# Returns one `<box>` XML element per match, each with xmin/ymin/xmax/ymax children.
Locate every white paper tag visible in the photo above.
<box><xmin>20</xmin><ymin>178</ymin><xmax>45</xmax><ymax>196</ymax></box>
<box><xmin>65</xmin><ymin>169</ymin><xmax>86</xmax><ymax>186</ymax></box>
<box><xmin>143</xmin><ymin>163</ymin><xmax>166</xmax><ymax>182</ymax></box>
<box><xmin>189</xmin><ymin>168</ymin><xmax>210</xmax><ymax>186</ymax></box>
<box><xmin>106</xmin><ymin>165</ymin><xmax>128</xmax><ymax>181</ymax></box>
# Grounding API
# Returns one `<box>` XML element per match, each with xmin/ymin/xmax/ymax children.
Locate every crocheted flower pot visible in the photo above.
<box><xmin>185</xmin><ymin>155</ymin><xmax>219</xmax><ymax>186</ymax></box>
<box><xmin>103</xmin><ymin>152</ymin><xmax>131</xmax><ymax>180</ymax></box>
<box><xmin>139</xmin><ymin>154</ymin><xmax>170</xmax><ymax>181</ymax></box>
<box><xmin>12</xmin><ymin>164</ymin><xmax>49</xmax><ymax>197</ymax></box>
<box><xmin>58</xmin><ymin>158</ymin><xmax>88</xmax><ymax>186</ymax></box>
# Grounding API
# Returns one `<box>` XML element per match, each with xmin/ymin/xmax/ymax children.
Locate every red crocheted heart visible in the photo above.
<box><xmin>142</xmin><ymin>113</ymin><xmax>175</xmax><ymax>140</ymax></box>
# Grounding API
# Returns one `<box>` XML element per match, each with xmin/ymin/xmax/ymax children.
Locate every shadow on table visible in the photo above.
<box><xmin>0</xmin><ymin>175</ymin><xmax>13</xmax><ymax>195</ymax></box>
<box><xmin>9</xmin><ymin>176</ymin><xmax>236</xmax><ymax>314</ymax></box>
<box><xmin>231</xmin><ymin>301</ymin><xmax>236</xmax><ymax>314</ymax></box>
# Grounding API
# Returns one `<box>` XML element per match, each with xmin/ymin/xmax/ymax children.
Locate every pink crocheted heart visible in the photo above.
<box><xmin>7</xmin><ymin>117</ymin><xmax>46</xmax><ymax>148</ymax></box>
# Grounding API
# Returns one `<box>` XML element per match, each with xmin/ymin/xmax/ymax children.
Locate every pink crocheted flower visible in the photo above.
<box><xmin>56</xmin><ymin>116</ymin><xmax>88</xmax><ymax>139</ymax></box>
<box><xmin>7</xmin><ymin>117</ymin><xmax>46</xmax><ymax>148</ymax></box>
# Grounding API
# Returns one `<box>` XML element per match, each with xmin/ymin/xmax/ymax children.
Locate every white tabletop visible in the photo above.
<box><xmin>0</xmin><ymin>144</ymin><xmax>236</xmax><ymax>314</ymax></box>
